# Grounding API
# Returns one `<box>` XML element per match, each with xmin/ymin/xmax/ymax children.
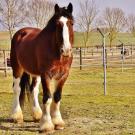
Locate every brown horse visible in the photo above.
<box><xmin>10</xmin><ymin>3</ymin><xmax>74</xmax><ymax>132</ymax></box>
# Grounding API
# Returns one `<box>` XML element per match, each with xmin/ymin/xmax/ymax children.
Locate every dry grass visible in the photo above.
<box><xmin>0</xmin><ymin>67</ymin><xmax>135</xmax><ymax>134</ymax></box>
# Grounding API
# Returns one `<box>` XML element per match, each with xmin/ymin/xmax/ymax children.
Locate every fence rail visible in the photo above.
<box><xmin>72</xmin><ymin>46</ymin><xmax>135</xmax><ymax>69</ymax></box>
<box><xmin>0</xmin><ymin>50</ymin><xmax>11</xmax><ymax>76</ymax></box>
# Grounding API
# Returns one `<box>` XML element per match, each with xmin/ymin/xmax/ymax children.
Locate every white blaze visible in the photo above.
<box><xmin>59</xmin><ymin>16</ymin><xmax>71</xmax><ymax>51</ymax></box>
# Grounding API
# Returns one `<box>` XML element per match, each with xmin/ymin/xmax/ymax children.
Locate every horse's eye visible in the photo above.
<box><xmin>70</xmin><ymin>21</ymin><xmax>74</xmax><ymax>25</ymax></box>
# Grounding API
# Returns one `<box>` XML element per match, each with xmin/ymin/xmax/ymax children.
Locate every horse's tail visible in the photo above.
<box><xmin>19</xmin><ymin>72</ymin><xmax>30</xmax><ymax>110</ymax></box>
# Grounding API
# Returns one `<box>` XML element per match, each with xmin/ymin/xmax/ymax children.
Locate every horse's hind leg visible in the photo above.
<box><xmin>11</xmin><ymin>69</ymin><xmax>24</xmax><ymax>123</ymax></box>
<box><xmin>28</xmin><ymin>77</ymin><xmax>42</xmax><ymax>121</ymax></box>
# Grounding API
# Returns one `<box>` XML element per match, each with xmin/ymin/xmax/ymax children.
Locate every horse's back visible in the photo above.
<box><xmin>12</xmin><ymin>27</ymin><xmax>41</xmax><ymax>46</ymax></box>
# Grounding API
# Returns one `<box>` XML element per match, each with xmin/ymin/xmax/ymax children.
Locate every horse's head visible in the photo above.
<box><xmin>54</xmin><ymin>3</ymin><xmax>74</xmax><ymax>57</ymax></box>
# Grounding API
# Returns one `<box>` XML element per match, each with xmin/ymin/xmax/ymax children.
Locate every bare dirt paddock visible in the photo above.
<box><xmin>0</xmin><ymin>67</ymin><xmax>135</xmax><ymax>135</ymax></box>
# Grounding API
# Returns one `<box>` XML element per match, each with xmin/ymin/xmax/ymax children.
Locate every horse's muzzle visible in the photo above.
<box><xmin>60</xmin><ymin>48</ymin><xmax>72</xmax><ymax>57</ymax></box>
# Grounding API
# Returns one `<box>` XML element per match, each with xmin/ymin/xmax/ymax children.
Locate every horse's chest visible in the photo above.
<box><xmin>48</xmin><ymin>63</ymin><xmax>68</xmax><ymax>80</ymax></box>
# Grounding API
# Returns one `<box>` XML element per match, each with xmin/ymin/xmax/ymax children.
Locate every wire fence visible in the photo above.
<box><xmin>72</xmin><ymin>45</ymin><xmax>135</xmax><ymax>69</ymax></box>
<box><xmin>0</xmin><ymin>46</ymin><xmax>135</xmax><ymax>96</ymax></box>
<box><xmin>0</xmin><ymin>45</ymin><xmax>135</xmax><ymax>76</ymax></box>
<box><xmin>0</xmin><ymin>49</ymin><xmax>11</xmax><ymax>76</ymax></box>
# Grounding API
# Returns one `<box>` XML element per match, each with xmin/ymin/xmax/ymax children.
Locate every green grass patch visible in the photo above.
<box><xmin>0</xmin><ymin>31</ymin><xmax>135</xmax><ymax>50</ymax></box>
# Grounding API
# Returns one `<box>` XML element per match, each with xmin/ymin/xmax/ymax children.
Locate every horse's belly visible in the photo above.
<box><xmin>17</xmin><ymin>43</ymin><xmax>40</xmax><ymax>75</ymax></box>
<box><xmin>22</xmin><ymin>64</ymin><xmax>40</xmax><ymax>76</ymax></box>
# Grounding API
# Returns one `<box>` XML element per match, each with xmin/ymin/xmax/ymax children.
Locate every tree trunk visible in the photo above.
<box><xmin>8</xmin><ymin>29</ymin><xmax>13</xmax><ymax>41</ymax></box>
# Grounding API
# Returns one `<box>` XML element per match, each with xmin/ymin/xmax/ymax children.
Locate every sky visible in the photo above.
<box><xmin>55</xmin><ymin>0</ymin><xmax>135</xmax><ymax>31</ymax></box>
<box><xmin>1</xmin><ymin>0</ymin><xmax>135</xmax><ymax>31</ymax></box>
<box><xmin>56</xmin><ymin>0</ymin><xmax>135</xmax><ymax>17</ymax></box>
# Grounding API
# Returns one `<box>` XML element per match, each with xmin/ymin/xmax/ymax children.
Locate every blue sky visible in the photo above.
<box><xmin>56</xmin><ymin>0</ymin><xmax>135</xmax><ymax>16</ymax></box>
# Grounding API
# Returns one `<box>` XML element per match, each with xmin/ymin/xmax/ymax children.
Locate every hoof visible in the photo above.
<box><xmin>55</xmin><ymin>124</ymin><xmax>65</xmax><ymax>130</ymax></box>
<box><xmin>40</xmin><ymin>118</ymin><xmax>54</xmax><ymax>133</ymax></box>
<box><xmin>39</xmin><ymin>129</ymin><xmax>55</xmax><ymax>134</ymax></box>
<box><xmin>32</xmin><ymin>108</ymin><xmax>42</xmax><ymax>122</ymax></box>
<box><xmin>11</xmin><ymin>111</ymin><xmax>23</xmax><ymax>124</ymax></box>
<box><xmin>52</xmin><ymin>118</ymin><xmax>65</xmax><ymax>130</ymax></box>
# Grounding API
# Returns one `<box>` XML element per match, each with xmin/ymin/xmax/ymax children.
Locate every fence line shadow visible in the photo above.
<box><xmin>0</xmin><ymin>117</ymin><xmax>39</xmax><ymax>133</ymax></box>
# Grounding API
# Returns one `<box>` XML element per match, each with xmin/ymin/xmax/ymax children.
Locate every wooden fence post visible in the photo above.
<box><xmin>92</xmin><ymin>49</ymin><xmax>93</xmax><ymax>56</ymax></box>
<box><xmin>80</xmin><ymin>47</ymin><xmax>82</xmax><ymax>70</ymax></box>
<box><xmin>121</xmin><ymin>44</ymin><xmax>124</xmax><ymax>72</ymax></box>
<box><xmin>97</xmin><ymin>28</ymin><xmax>108</xmax><ymax>96</ymax></box>
<box><xmin>3</xmin><ymin>50</ymin><xmax>7</xmax><ymax>77</ymax></box>
<box><xmin>131</xmin><ymin>44</ymin><xmax>133</xmax><ymax>64</ymax></box>
<box><xmin>105</xmin><ymin>49</ymin><xmax>107</xmax><ymax>68</ymax></box>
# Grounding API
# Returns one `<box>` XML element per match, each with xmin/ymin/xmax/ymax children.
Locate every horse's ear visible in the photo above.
<box><xmin>67</xmin><ymin>3</ymin><xmax>73</xmax><ymax>13</ymax></box>
<box><xmin>55</xmin><ymin>4</ymin><xmax>59</xmax><ymax>13</ymax></box>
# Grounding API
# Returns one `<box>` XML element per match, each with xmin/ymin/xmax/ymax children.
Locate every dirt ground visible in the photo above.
<box><xmin>0</xmin><ymin>68</ymin><xmax>135</xmax><ymax>135</ymax></box>
<box><xmin>0</xmin><ymin>94</ymin><xmax>135</xmax><ymax>135</ymax></box>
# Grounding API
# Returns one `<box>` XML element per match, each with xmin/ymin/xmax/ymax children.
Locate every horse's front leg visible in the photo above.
<box><xmin>51</xmin><ymin>74</ymin><xmax>68</xmax><ymax>130</ymax></box>
<box><xmin>28</xmin><ymin>77</ymin><xmax>42</xmax><ymax>121</ymax></box>
<box><xmin>40</xmin><ymin>75</ymin><xmax>54</xmax><ymax>132</ymax></box>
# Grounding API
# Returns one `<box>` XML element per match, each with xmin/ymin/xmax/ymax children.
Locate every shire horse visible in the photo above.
<box><xmin>10</xmin><ymin>3</ymin><xmax>74</xmax><ymax>132</ymax></box>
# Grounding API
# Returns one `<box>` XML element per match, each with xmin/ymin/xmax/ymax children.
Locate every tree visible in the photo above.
<box><xmin>128</xmin><ymin>14</ymin><xmax>135</xmax><ymax>37</ymax></box>
<box><xmin>76</xmin><ymin>0</ymin><xmax>98</xmax><ymax>47</ymax></box>
<box><xmin>97</xmin><ymin>8</ymin><xmax>126</xmax><ymax>47</ymax></box>
<box><xmin>26</xmin><ymin>0</ymin><xmax>55</xmax><ymax>29</ymax></box>
<box><xmin>0</xmin><ymin>0</ymin><xmax>26</xmax><ymax>40</ymax></box>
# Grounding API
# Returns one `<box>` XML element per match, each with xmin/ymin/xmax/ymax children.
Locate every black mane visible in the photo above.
<box><xmin>45</xmin><ymin>7</ymin><xmax>74</xmax><ymax>32</ymax></box>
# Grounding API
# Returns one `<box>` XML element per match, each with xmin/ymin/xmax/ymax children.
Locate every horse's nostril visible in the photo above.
<box><xmin>61</xmin><ymin>48</ymin><xmax>72</xmax><ymax>56</ymax></box>
<box><xmin>67</xmin><ymin>49</ymin><xmax>72</xmax><ymax>53</ymax></box>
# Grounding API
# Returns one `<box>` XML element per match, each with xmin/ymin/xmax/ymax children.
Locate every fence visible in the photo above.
<box><xmin>0</xmin><ymin>49</ymin><xmax>11</xmax><ymax>76</ymax></box>
<box><xmin>72</xmin><ymin>45</ymin><xmax>135</xmax><ymax>70</ymax></box>
<box><xmin>0</xmin><ymin>45</ymin><xmax>135</xmax><ymax>76</ymax></box>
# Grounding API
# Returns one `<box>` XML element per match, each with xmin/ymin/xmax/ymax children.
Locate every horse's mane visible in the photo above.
<box><xmin>45</xmin><ymin>7</ymin><xmax>74</xmax><ymax>32</ymax></box>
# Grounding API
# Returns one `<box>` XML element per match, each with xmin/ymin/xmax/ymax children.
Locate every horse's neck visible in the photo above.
<box><xmin>39</xmin><ymin>29</ymin><xmax>61</xmax><ymax>59</ymax></box>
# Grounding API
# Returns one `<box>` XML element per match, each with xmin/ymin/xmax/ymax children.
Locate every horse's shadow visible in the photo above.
<box><xmin>0</xmin><ymin>117</ymin><xmax>39</xmax><ymax>133</ymax></box>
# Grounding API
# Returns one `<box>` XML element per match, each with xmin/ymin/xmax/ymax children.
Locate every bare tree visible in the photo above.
<box><xmin>128</xmin><ymin>14</ymin><xmax>135</xmax><ymax>37</ymax></box>
<box><xmin>27</xmin><ymin>0</ymin><xmax>55</xmax><ymax>29</ymax></box>
<box><xmin>97</xmin><ymin>8</ymin><xmax>126</xmax><ymax>47</ymax></box>
<box><xmin>0</xmin><ymin>0</ymin><xmax>26</xmax><ymax>40</ymax></box>
<box><xmin>76</xmin><ymin>0</ymin><xmax>98</xmax><ymax>47</ymax></box>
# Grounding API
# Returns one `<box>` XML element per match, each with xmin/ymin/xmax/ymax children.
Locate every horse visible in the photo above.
<box><xmin>10</xmin><ymin>3</ymin><xmax>74</xmax><ymax>132</ymax></box>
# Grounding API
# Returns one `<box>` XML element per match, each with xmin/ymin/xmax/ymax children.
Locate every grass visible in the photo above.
<box><xmin>0</xmin><ymin>67</ymin><xmax>135</xmax><ymax>134</ymax></box>
<box><xmin>74</xmin><ymin>32</ymin><xmax>135</xmax><ymax>47</ymax></box>
<box><xmin>0</xmin><ymin>32</ymin><xmax>10</xmax><ymax>50</ymax></box>
<box><xmin>0</xmin><ymin>31</ymin><xmax>135</xmax><ymax>50</ymax></box>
